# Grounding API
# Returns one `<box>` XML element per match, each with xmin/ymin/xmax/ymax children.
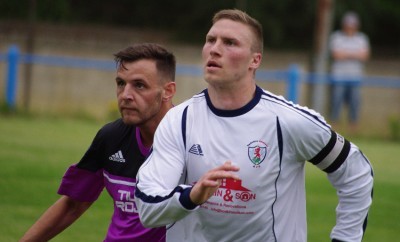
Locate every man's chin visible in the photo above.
<box><xmin>122</xmin><ymin>116</ymin><xmax>142</xmax><ymax>126</ymax></box>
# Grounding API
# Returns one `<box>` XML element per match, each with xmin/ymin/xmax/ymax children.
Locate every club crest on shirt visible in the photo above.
<box><xmin>247</xmin><ymin>140</ymin><xmax>268</xmax><ymax>167</ymax></box>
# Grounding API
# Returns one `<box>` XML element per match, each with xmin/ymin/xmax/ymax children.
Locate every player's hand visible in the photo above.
<box><xmin>189</xmin><ymin>161</ymin><xmax>240</xmax><ymax>205</ymax></box>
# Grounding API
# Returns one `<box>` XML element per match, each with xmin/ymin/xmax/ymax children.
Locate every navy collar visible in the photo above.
<box><xmin>203</xmin><ymin>86</ymin><xmax>262</xmax><ymax>117</ymax></box>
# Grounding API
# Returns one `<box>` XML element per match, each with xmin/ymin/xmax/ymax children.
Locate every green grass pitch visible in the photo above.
<box><xmin>0</xmin><ymin>116</ymin><xmax>398</xmax><ymax>241</ymax></box>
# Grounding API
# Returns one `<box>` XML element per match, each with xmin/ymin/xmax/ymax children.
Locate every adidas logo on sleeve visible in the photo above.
<box><xmin>109</xmin><ymin>150</ymin><xmax>126</xmax><ymax>163</ymax></box>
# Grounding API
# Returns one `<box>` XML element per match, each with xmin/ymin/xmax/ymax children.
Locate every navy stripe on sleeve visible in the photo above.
<box><xmin>135</xmin><ymin>183</ymin><xmax>197</xmax><ymax>210</ymax></box>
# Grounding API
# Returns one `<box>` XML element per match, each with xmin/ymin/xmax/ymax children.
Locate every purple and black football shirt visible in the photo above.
<box><xmin>58</xmin><ymin>118</ymin><xmax>165</xmax><ymax>242</ymax></box>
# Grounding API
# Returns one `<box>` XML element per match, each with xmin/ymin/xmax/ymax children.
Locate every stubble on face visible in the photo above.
<box><xmin>121</xmin><ymin>90</ymin><xmax>163</xmax><ymax>126</ymax></box>
<box><xmin>116</xmin><ymin>60</ymin><xmax>164</xmax><ymax>126</ymax></box>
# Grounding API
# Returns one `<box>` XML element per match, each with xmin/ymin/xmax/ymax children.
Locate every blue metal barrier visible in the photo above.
<box><xmin>1</xmin><ymin>45</ymin><xmax>400</xmax><ymax>109</ymax></box>
<box><xmin>287</xmin><ymin>64</ymin><xmax>300</xmax><ymax>103</ymax></box>
<box><xmin>361</xmin><ymin>76</ymin><xmax>400</xmax><ymax>88</ymax></box>
<box><xmin>5</xmin><ymin>45</ymin><xmax>20</xmax><ymax>109</ymax></box>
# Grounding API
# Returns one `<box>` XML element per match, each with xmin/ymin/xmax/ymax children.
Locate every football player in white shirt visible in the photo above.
<box><xmin>135</xmin><ymin>9</ymin><xmax>373</xmax><ymax>242</ymax></box>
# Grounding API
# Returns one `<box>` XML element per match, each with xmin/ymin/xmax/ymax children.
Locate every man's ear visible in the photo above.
<box><xmin>250</xmin><ymin>52</ymin><xmax>262</xmax><ymax>70</ymax></box>
<box><xmin>162</xmin><ymin>81</ymin><xmax>176</xmax><ymax>102</ymax></box>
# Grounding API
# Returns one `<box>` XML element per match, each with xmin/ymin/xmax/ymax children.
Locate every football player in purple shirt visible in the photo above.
<box><xmin>20</xmin><ymin>43</ymin><xmax>176</xmax><ymax>242</ymax></box>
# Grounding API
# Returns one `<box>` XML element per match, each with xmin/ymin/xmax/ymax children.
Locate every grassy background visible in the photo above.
<box><xmin>0</xmin><ymin>115</ymin><xmax>398</xmax><ymax>241</ymax></box>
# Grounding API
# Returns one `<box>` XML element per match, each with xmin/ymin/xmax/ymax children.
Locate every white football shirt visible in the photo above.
<box><xmin>136</xmin><ymin>86</ymin><xmax>373</xmax><ymax>242</ymax></box>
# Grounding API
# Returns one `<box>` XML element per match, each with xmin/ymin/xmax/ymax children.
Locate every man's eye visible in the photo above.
<box><xmin>117</xmin><ymin>81</ymin><xmax>125</xmax><ymax>87</ymax></box>
<box><xmin>206</xmin><ymin>37</ymin><xmax>215</xmax><ymax>44</ymax></box>
<box><xmin>135</xmin><ymin>83</ymin><xmax>145</xmax><ymax>89</ymax></box>
<box><xmin>225</xmin><ymin>40</ymin><xmax>235</xmax><ymax>46</ymax></box>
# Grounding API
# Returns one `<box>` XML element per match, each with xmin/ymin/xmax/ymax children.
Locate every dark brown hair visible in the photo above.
<box><xmin>114</xmin><ymin>43</ymin><xmax>176</xmax><ymax>82</ymax></box>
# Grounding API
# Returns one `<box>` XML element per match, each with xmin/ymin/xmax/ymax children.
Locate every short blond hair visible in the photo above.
<box><xmin>212</xmin><ymin>9</ymin><xmax>263</xmax><ymax>54</ymax></box>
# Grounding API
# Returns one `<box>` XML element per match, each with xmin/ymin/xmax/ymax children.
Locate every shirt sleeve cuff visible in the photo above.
<box><xmin>179</xmin><ymin>186</ymin><xmax>198</xmax><ymax>210</ymax></box>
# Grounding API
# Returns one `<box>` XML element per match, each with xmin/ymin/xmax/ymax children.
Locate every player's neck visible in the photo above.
<box><xmin>139</xmin><ymin>126</ymin><xmax>154</xmax><ymax>148</ymax></box>
<box><xmin>207</xmin><ymin>82</ymin><xmax>256</xmax><ymax>110</ymax></box>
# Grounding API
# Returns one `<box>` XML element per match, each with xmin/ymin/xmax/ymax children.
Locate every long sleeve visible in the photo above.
<box><xmin>328</xmin><ymin>144</ymin><xmax>374</xmax><ymax>242</ymax></box>
<box><xmin>135</xmin><ymin>106</ymin><xmax>198</xmax><ymax>228</ymax></box>
<box><xmin>280</xmin><ymin>102</ymin><xmax>374</xmax><ymax>242</ymax></box>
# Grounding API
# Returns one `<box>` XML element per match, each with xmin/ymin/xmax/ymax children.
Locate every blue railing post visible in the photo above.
<box><xmin>5</xmin><ymin>45</ymin><xmax>20</xmax><ymax>109</ymax></box>
<box><xmin>287</xmin><ymin>64</ymin><xmax>300</xmax><ymax>103</ymax></box>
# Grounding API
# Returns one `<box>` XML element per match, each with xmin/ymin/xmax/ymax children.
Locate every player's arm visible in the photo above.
<box><xmin>136</xmin><ymin>106</ymin><xmax>202</xmax><ymax>227</ymax></box>
<box><xmin>283</xmin><ymin>106</ymin><xmax>373</xmax><ymax>241</ymax></box>
<box><xmin>136</xmin><ymin>159</ymin><xmax>240</xmax><ymax>228</ymax></box>
<box><xmin>136</xmin><ymin>106</ymin><xmax>240</xmax><ymax>226</ymax></box>
<box><xmin>326</xmin><ymin>144</ymin><xmax>373</xmax><ymax>242</ymax></box>
<box><xmin>135</xmin><ymin>112</ymin><xmax>188</xmax><ymax>227</ymax></box>
<box><xmin>189</xmin><ymin>161</ymin><xmax>240</xmax><ymax>205</ymax></box>
<box><xmin>305</xmin><ymin>130</ymin><xmax>373</xmax><ymax>241</ymax></box>
<box><xmin>20</xmin><ymin>195</ymin><xmax>92</xmax><ymax>242</ymax></box>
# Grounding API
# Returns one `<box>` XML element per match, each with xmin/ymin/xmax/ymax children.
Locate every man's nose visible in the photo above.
<box><xmin>209</xmin><ymin>40</ymin><xmax>222</xmax><ymax>55</ymax></box>
<box><xmin>121</xmin><ymin>85</ymin><xmax>134</xmax><ymax>100</ymax></box>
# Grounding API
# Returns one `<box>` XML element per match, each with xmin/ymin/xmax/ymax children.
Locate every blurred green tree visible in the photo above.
<box><xmin>0</xmin><ymin>0</ymin><xmax>398</xmax><ymax>52</ymax></box>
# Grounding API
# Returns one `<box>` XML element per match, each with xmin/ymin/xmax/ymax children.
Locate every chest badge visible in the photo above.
<box><xmin>247</xmin><ymin>140</ymin><xmax>268</xmax><ymax>167</ymax></box>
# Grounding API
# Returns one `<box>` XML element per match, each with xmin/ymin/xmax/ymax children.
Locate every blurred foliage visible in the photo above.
<box><xmin>0</xmin><ymin>0</ymin><xmax>399</xmax><ymax>53</ymax></box>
